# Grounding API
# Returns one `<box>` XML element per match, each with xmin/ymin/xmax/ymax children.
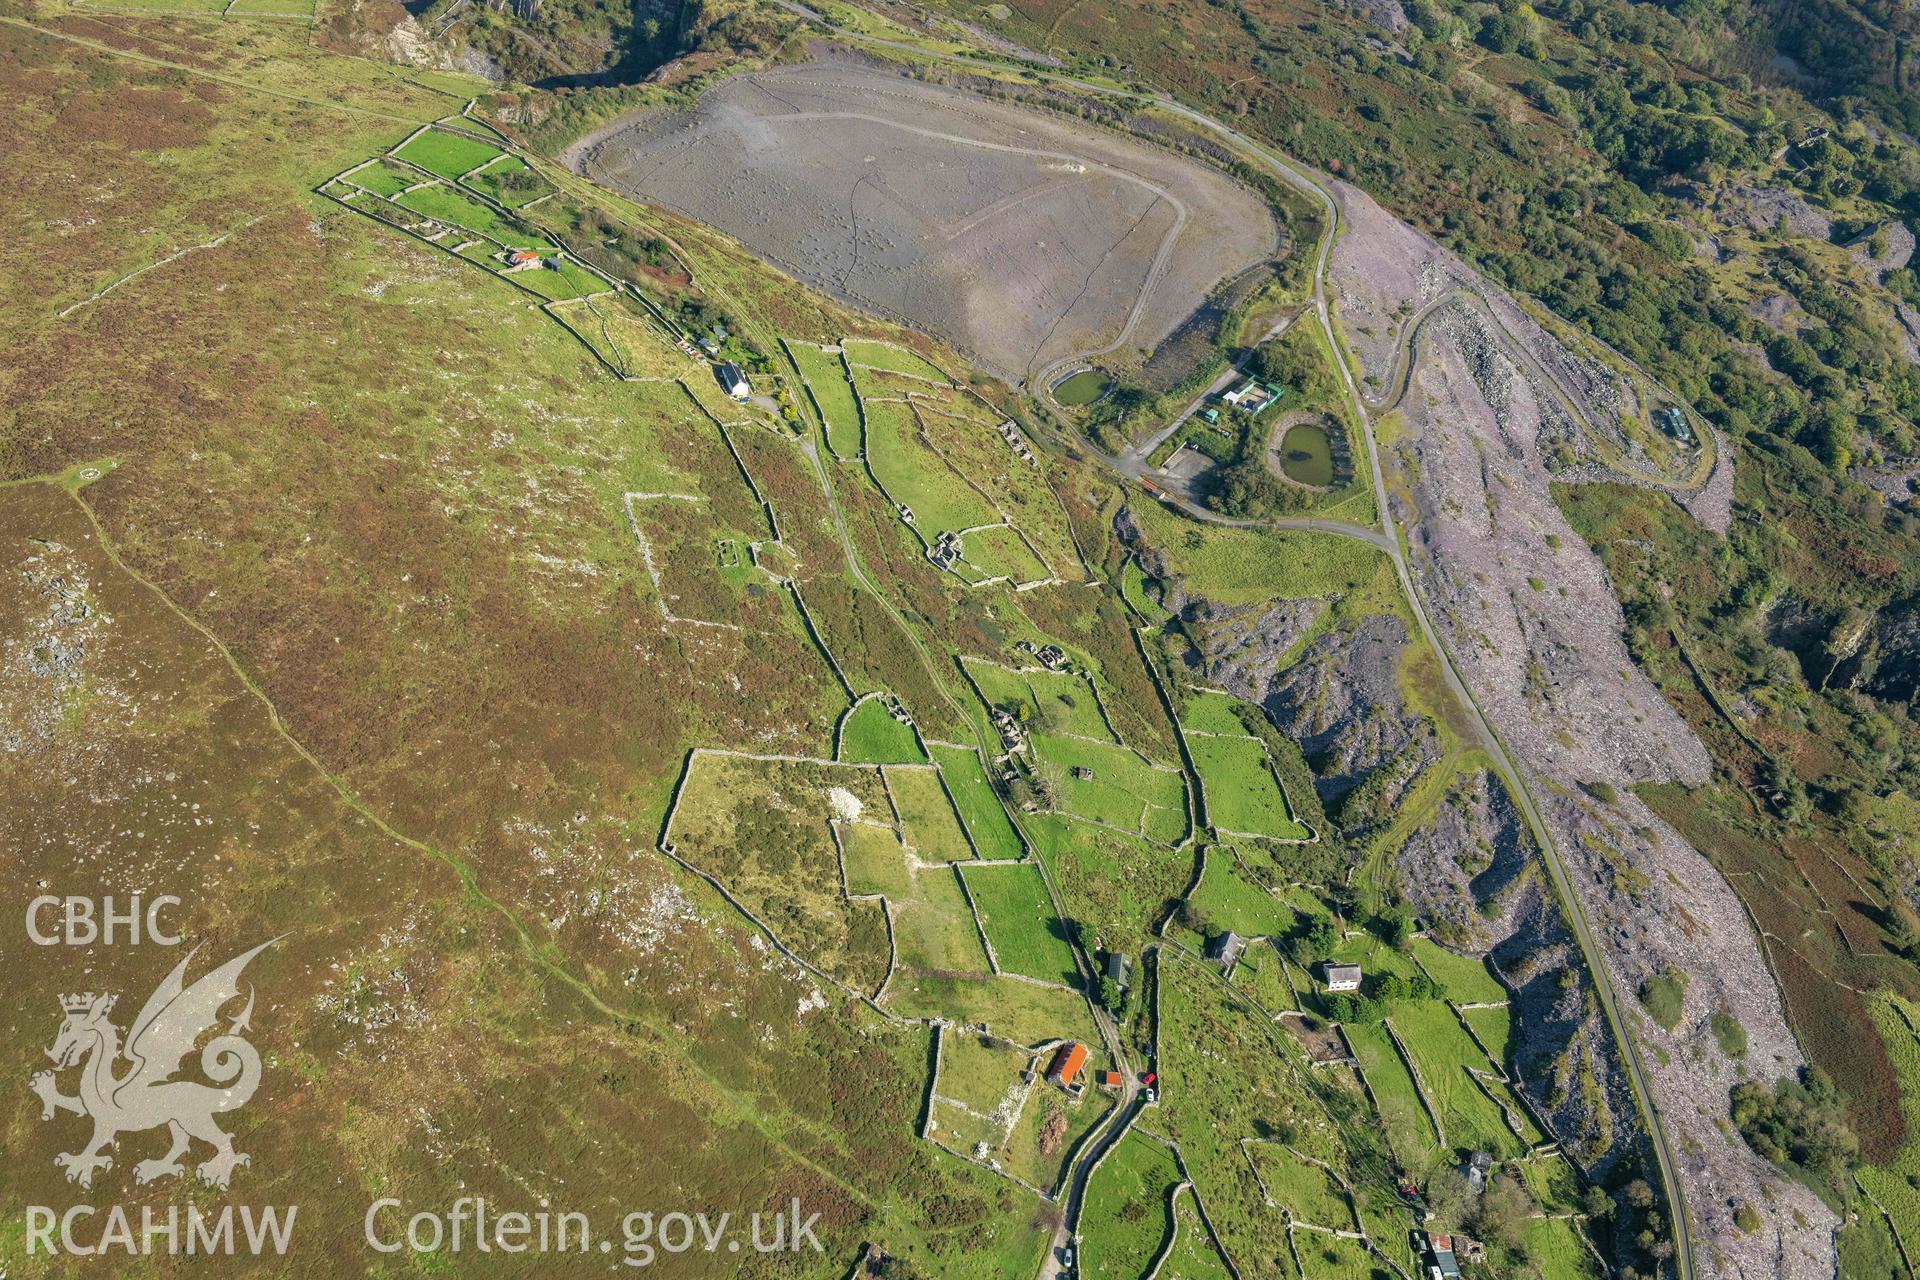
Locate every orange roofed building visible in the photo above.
<box><xmin>1048</xmin><ymin>1042</ymin><xmax>1090</xmax><ymax>1088</ymax></box>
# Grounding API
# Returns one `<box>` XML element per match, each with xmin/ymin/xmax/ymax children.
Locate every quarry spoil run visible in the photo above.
<box><xmin>577</xmin><ymin>57</ymin><xmax>1278</xmax><ymax>385</ymax></box>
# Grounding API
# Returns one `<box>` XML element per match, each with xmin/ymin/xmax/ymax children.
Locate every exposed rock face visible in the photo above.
<box><xmin>1850</xmin><ymin>219</ymin><xmax>1917</xmax><ymax>281</ymax></box>
<box><xmin>1726</xmin><ymin>185</ymin><xmax>1834</xmax><ymax>241</ymax></box>
<box><xmin>1840</xmin><ymin>595</ymin><xmax>1920</xmax><ymax>705</ymax></box>
<box><xmin>0</xmin><ymin>539</ymin><xmax>102</xmax><ymax>756</ymax></box>
<box><xmin>1397</xmin><ymin>769</ymin><xmax>1531</xmax><ymax>950</ymax></box>
<box><xmin>1899</xmin><ymin>303</ymin><xmax>1920</xmax><ymax>369</ymax></box>
<box><xmin>1854</xmin><ymin>461</ymin><xmax>1920</xmax><ymax>505</ymax></box>
<box><xmin>1494</xmin><ymin>894</ymin><xmax>1632</xmax><ymax>1165</ymax></box>
<box><xmin>1255</xmin><ymin>614</ymin><xmax>1435</xmax><ymax>811</ymax></box>
<box><xmin>1340</xmin><ymin>0</ymin><xmax>1408</xmax><ymax>35</ymax></box>
<box><xmin>1179</xmin><ymin>595</ymin><xmax>1326</xmax><ymax>700</ymax></box>
<box><xmin>1327</xmin><ymin>176</ymin><xmax>1837</xmax><ymax>1279</ymax></box>
<box><xmin>1400</xmin><ymin>770</ymin><xmax>1638</xmax><ymax>1176</ymax></box>
<box><xmin>1745</xmin><ymin>290</ymin><xmax>1813</xmax><ymax>337</ymax></box>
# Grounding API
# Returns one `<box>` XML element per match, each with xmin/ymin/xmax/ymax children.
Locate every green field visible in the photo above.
<box><xmin>891</xmin><ymin>864</ymin><xmax>993</xmax><ymax>974</ymax></box>
<box><xmin>928</xmin><ymin>744</ymin><xmax>1023</xmax><ymax>858</ymax></box>
<box><xmin>1291</xmin><ymin>1232</ymin><xmax>1378</xmax><ymax>1280</ymax></box>
<box><xmin>844</xmin><ymin>338</ymin><xmax>951</xmax><ymax>382</ymax></box>
<box><xmin>962</xmin><ymin>658</ymin><xmax>1043</xmax><ymax>721</ymax></box>
<box><xmin>1344</xmin><ymin>1021</ymin><xmax>1440</xmax><ymax>1165</ymax></box>
<box><xmin>1230</xmin><ymin>942</ymin><xmax>1298</xmax><ymax>1012</ymax></box>
<box><xmin>1462</xmin><ymin>1004</ymin><xmax>1515</xmax><ymax>1068</ymax></box>
<box><xmin>1245</xmin><ymin>1142</ymin><xmax>1357</xmax><ymax>1229</ymax></box>
<box><xmin>788</xmin><ymin>341</ymin><xmax>864</xmax><ymax>456</ymax></box>
<box><xmin>963</xmin><ymin>524</ymin><xmax>1052</xmax><ymax>585</ymax></box>
<box><xmin>346</xmin><ymin>159</ymin><xmax>421</xmax><ymax>197</ymax></box>
<box><xmin>510</xmin><ymin>256</ymin><xmax>611</xmax><ymax>301</ymax></box>
<box><xmin>1522</xmin><ymin>1214</ymin><xmax>1604</xmax><ymax>1280</ymax></box>
<box><xmin>1330</xmin><ymin>931</ymin><xmax>1423</xmax><ymax>983</ymax></box>
<box><xmin>864</xmin><ymin>400</ymin><xmax>1001</xmax><ymax>535</ymax></box>
<box><xmin>1409</xmin><ymin>937</ymin><xmax>1508</xmax><ymax>1005</ymax></box>
<box><xmin>841</xmin><ymin>820</ymin><xmax>912</xmax><ymax>898</ymax></box>
<box><xmin>1189</xmin><ymin>731</ymin><xmax>1309</xmax><ymax>840</ymax></box>
<box><xmin>838</xmin><ymin>818</ymin><xmax>991</xmax><ymax>975</ymax></box>
<box><xmin>888</xmin><ymin>968</ymin><xmax>1100</xmax><ymax>1049</ymax></box>
<box><xmin>1162</xmin><ymin>1184</ymin><xmax>1236</xmax><ymax>1280</ymax></box>
<box><xmin>1024</xmin><ymin>816</ymin><xmax>1192</xmax><ymax>957</ymax></box>
<box><xmin>1185</xmin><ymin>848</ymin><xmax>1297</xmax><ymax>939</ymax></box>
<box><xmin>964</xmin><ymin>659</ymin><xmax>1117</xmax><ymax>743</ymax></box>
<box><xmin>838</xmin><ymin>695</ymin><xmax>928</xmax><ymax>764</ymax></box>
<box><xmin>1025</xmin><ymin>667</ymin><xmax>1118</xmax><ymax>740</ymax></box>
<box><xmin>464</xmin><ymin>155</ymin><xmax>554</xmax><ymax>208</ymax></box>
<box><xmin>889</xmin><ymin>764</ymin><xmax>977</xmax><ymax>861</ymax></box>
<box><xmin>926</xmin><ymin>1031</ymin><xmax>1095</xmax><ymax>1195</ymax></box>
<box><xmin>395</xmin><ymin>183</ymin><xmax>545</xmax><ymax>248</ymax></box>
<box><xmin>1181</xmin><ymin>688</ymin><xmax>1254</xmax><ymax>737</ymax></box>
<box><xmin>1081</xmin><ymin>1131</ymin><xmax>1181</xmax><ymax>1280</ymax></box>
<box><xmin>395</xmin><ymin>128</ymin><xmax>506</xmax><ymax>180</ymax></box>
<box><xmin>1034</xmin><ymin>733</ymin><xmax>1188</xmax><ymax>844</ymax></box>
<box><xmin>962</xmin><ymin>862</ymin><xmax>1078</xmax><ymax>986</ymax></box>
<box><xmin>1387</xmin><ymin>1001</ymin><xmax>1531</xmax><ymax>1156</ymax></box>
<box><xmin>936</xmin><ymin>1029</ymin><xmax>1031</xmax><ymax>1115</ymax></box>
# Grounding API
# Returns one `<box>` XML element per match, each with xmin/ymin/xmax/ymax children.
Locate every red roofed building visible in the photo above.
<box><xmin>506</xmin><ymin>249</ymin><xmax>542</xmax><ymax>266</ymax></box>
<box><xmin>1048</xmin><ymin>1042</ymin><xmax>1090</xmax><ymax>1088</ymax></box>
<box><xmin>1102</xmin><ymin>1070</ymin><xmax>1123</xmax><ymax>1089</ymax></box>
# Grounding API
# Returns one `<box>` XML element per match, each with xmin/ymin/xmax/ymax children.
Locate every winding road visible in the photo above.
<box><xmin>1364</xmin><ymin>282</ymin><xmax>1720</xmax><ymax>494</ymax></box>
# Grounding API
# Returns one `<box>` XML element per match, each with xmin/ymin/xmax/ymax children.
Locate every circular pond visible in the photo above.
<box><xmin>1277</xmin><ymin>423</ymin><xmax>1335</xmax><ymax>487</ymax></box>
<box><xmin>1052</xmin><ymin>369</ymin><xmax>1113</xmax><ymax>406</ymax></box>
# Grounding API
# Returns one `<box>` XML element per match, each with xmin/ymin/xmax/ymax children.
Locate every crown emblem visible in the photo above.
<box><xmin>60</xmin><ymin>992</ymin><xmax>112</xmax><ymax>1014</ymax></box>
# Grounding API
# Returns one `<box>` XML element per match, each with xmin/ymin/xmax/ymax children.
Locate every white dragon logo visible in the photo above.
<box><xmin>29</xmin><ymin>939</ymin><xmax>276</xmax><ymax>1190</ymax></box>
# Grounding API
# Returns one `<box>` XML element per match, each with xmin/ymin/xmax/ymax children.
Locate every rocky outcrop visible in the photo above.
<box><xmin>0</xmin><ymin>539</ymin><xmax>102</xmax><ymax>757</ymax></box>
<box><xmin>1745</xmin><ymin>291</ymin><xmax>1813</xmax><ymax>337</ymax></box>
<box><xmin>1340</xmin><ymin>0</ymin><xmax>1408</xmax><ymax>35</ymax></box>
<box><xmin>1726</xmin><ymin>185</ymin><xmax>1834</xmax><ymax>241</ymax></box>
<box><xmin>1399</xmin><ymin>770</ymin><xmax>1639</xmax><ymax>1176</ymax></box>
<box><xmin>1494</xmin><ymin>874</ymin><xmax>1637</xmax><ymax>1175</ymax></box>
<box><xmin>1397</xmin><ymin>769</ymin><xmax>1532</xmax><ymax>950</ymax></box>
<box><xmin>1849</xmin><ymin>219</ymin><xmax>1917</xmax><ymax>282</ymax></box>
<box><xmin>1836</xmin><ymin>595</ymin><xmax>1920</xmax><ymax>705</ymax></box>
<box><xmin>1180</xmin><ymin>596</ymin><xmax>1326</xmax><ymax>699</ymax></box>
<box><xmin>1254</xmin><ymin>614</ymin><xmax>1436</xmax><ymax>812</ymax></box>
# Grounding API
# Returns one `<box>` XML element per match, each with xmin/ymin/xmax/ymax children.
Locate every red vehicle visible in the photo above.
<box><xmin>1140</xmin><ymin>1071</ymin><xmax>1156</xmax><ymax>1086</ymax></box>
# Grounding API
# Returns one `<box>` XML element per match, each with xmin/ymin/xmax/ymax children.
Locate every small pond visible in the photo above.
<box><xmin>1052</xmin><ymin>369</ymin><xmax>1113</xmax><ymax>406</ymax></box>
<box><xmin>1278</xmin><ymin>423</ymin><xmax>1335</xmax><ymax>486</ymax></box>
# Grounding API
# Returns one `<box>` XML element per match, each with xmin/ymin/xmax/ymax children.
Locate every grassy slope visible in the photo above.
<box><xmin>0</xmin><ymin>18</ymin><xmax>1057</xmax><ymax>1276</ymax></box>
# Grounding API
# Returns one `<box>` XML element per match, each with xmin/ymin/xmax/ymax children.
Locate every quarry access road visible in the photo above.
<box><xmin>1366</xmin><ymin>282</ymin><xmax>1720</xmax><ymax>494</ymax></box>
